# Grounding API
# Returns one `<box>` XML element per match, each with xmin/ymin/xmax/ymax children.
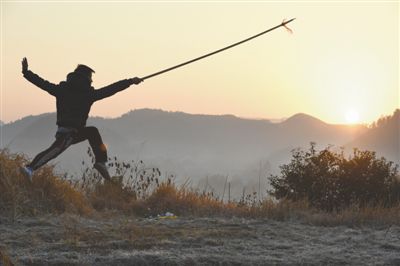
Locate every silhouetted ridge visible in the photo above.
<box><xmin>120</xmin><ymin>108</ymin><xmax>257</xmax><ymax>122</ymax></box>
<box><xmin>282</xmin><ymin>113</ymin><xmax>327</xmax><ymax>127</ymax></box>
<box><xmin>347</xmin><ymin>109</ymin><xmax>399</xmax><ymax>163</ymax></box>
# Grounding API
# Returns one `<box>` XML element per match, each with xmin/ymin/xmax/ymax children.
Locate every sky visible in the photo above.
<box><xmin>1</xmin><ymin>1</ymin><xmax>399</xmax><ymax>125</ymax></box>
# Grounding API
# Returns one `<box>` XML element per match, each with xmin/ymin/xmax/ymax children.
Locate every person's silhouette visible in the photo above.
<box><xmin>20</xmin><ymin>57</ymin><xmax>143</xmax><ymax>181</ymax></box>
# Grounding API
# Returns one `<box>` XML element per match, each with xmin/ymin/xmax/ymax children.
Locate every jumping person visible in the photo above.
<box><xmin>20</xmin><ymin>57</ymin><xmax>143</xmax><ymax>181</ymax></box>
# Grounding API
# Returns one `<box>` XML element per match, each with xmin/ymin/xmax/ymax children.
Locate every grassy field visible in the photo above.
<box><xmin>1</xmin><ymin>214</ymin><xmax>400</xmax><ymax>265</ymax></box>
<box><xmin>1</xmin><ymin>150</ymin><xmax>400</xmax><ymax>265</ymax></box>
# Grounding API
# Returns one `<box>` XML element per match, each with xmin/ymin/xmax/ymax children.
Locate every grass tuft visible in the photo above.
<box><xmin>0</xmin><ymin>246</ymin><xmax>14</xmax><ymax>266</ymax></box>
<box><xmin>0</xmin><ymin>149</ymin><xmax>92</xmax><ymax>220</ymax></box>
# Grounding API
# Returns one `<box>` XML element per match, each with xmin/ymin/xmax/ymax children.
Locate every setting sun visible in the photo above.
<box><xmin>345</xmin><ymin>109</ymin><xmax>360</xmax><ymax>124</ymax></box>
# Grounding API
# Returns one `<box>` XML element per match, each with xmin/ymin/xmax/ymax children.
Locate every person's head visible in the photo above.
<box><xmin>74</xmin><ymin>64</ymin><xmax>95</xmax><ymax>84</ymax></box>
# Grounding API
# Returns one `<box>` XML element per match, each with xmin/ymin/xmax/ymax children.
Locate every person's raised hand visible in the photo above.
<box><xmin>22</xmin><ymin>57</ymin><xmax>28</xmax><ymax>73</ymax></box>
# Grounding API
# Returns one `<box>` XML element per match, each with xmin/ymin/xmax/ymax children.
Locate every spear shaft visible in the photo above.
<box><xmin>141</xmin><ymin>18</ymin><xmax>295</xmax><ymax>80</ymax></box>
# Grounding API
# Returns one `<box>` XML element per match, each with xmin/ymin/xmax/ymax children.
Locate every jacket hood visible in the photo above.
<box><xmin>65</xmin><ymin>72</ymin><xmax>92</xmax><ymax>91</ymax></box>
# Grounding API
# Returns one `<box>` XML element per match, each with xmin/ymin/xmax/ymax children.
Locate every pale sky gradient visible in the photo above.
<box><xmin>1</xmin><ymin>1</ymin><xmax>399</xmax><ymax>124</ymax></box>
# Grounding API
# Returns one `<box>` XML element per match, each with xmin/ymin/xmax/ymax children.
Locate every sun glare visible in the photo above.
<box><xmin>345</xmin><ymin>109</ymin><xmax>360</xmax><ymax>124</ymax></box>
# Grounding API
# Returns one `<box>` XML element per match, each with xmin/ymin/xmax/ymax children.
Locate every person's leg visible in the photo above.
<box><xmin>74</xmin><ymin>126</ymin><xmax>110</xmax><ymax>180</ymax></box>
<box><xmin>28</xmin><ymin>133</ymin><xmax>74</xmax><ymax>170</ymax></box>
<box><xmin>73</xmin><ymin>126</ymin><xmax>108</xmax><ymax>163</ymax></box>
<box><xmin>21</xmin><ymin>132</ymin><xmax>74</xmax><ymax>180</ymax></box>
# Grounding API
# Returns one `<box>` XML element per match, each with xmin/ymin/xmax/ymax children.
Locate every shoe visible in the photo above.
<box><xmin>94</xmin><ymin>162</ymin><xmax>111</xmax><ymax>181</ymax></box>
<box><xmin>20</xmin><ymin>166</ymin><xmax>34</xmax><ymax>182</ymax></box>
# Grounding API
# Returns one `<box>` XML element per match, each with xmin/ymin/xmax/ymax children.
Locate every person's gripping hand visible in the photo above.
<box><xmin>128</xmin><ymin>77</ymin><xmax>143</xmax><ymax>85</ymax></box>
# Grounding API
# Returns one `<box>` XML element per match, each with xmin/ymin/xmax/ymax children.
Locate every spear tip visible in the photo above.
<box><xmin>283</xmin><ymin>18</ymin><xmax>296</xmax><ymax>25</ymax></box>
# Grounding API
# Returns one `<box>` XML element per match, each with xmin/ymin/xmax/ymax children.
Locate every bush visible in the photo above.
<box><xmin>269</xmin><ymin>143</ymin><xmax>400</xmax><ymax>211</ymax></box>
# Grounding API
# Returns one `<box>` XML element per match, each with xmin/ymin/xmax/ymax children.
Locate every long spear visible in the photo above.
<box><xmin>141</xmin><ymin>18</ymin><xmax>295</xmax><ymax>80</ymax></box>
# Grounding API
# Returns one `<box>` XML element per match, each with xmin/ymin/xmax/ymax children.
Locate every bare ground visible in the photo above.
<box><xmin>1</xmin><ymin>214</ymin><xmax>400</xmax><ymax>265</ymax></box>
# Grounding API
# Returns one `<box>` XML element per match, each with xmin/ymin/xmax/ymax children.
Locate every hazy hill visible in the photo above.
<box><xmin>346</xmin><ymin>109</ymin><xmax>399</xmax><ymax>164</ymax></box>
<box><xmin>273</xmin><ymin>113</ymin><xmax>366</xmax><ymax>149</ymax></box>
<box><xmin>1</xmin><ymin>109</ymin><xmax>369</xmax><ymax>185</ymax></box>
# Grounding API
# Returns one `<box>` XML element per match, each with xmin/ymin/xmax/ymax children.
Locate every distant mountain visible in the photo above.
<box><xmin>282</xmin><ymin>113</ymin><xmax>326</xmax><ymax>126</ymax></box>
<box><xmin>274</xmin><ymin>112</ymin><xmax>365</xmax><ymax>149</ymax></box>
<box><xmin>0</xmin><ymin>120</ymin><xmax>3</xmax><ymax>143</ymax></box>
<box><xmin>346</xmin><ymin>109</ymin><xmax>399</xmax><ymax>164</ymax></box>
<box><xmin>1</xmin><ymin>109</ymin><xmax>368</xmax><ymax>183</ymax></box>
<box><xmin>1</xmin><ymin>113</ymin><xmax>54</xmax><ymax>150</ymax></box>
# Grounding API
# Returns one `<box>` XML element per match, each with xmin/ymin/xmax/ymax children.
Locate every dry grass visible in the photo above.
<box><xmin>1</xmin><ymin>149</ymin><xmax>400</xmax><ymax>227</ymax></box>
<box><xmin>303</xmin><ymin>204</ymin><xmax>400</xmax><ymax>227</ymax></box>
<box><xmin>0</xmin><ymin>246</ymin><xmax>14</xmax><ymax>266</ymax></box>
<box><xmin>0</xmin><ymin>149</ymin><xmax>92</xmax><ymax>220</ymax></box>
<box><xmin>88</xmin><ymin>177</ymin><xmax>138</xmax><ymax>212</ymax></box>
<box><xmin>144</xmin><ymin>183</ymin><xmax>234</xmax><ymax>216</ymax></box>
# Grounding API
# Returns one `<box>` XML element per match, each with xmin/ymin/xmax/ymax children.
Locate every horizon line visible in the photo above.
<box><xmin>2</xmin><ymin>107</ymin><xmax>392</xmax><ymax>126</ymax></box>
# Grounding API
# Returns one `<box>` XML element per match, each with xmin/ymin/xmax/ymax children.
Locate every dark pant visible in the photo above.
<box><xmin>28</xmin><ymin>126</ymin><xmax>107</xmax><ymax>170</ymax></box>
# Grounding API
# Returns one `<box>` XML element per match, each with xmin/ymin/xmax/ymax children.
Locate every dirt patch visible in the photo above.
<box><xmin>1</xmin><ymin>214</ymin><xmax>400</xmax><ymax>265</ymax></box>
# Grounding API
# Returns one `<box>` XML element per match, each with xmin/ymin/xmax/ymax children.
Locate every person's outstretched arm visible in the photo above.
<box><xmin>93</xmin><ymin>77</ymin><xmax>143</xmax><ymax>102</ymax></box>
<box><xmin>22</xmin><ymin>57</ymin><xmax>58</xmax><ymax>96</ymax></box>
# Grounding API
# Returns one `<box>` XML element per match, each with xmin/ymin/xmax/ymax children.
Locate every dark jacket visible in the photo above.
<box><xmin>23</xmin><ymin>70</ymin><xmax>133</xmax><ymax>128</ymax></box>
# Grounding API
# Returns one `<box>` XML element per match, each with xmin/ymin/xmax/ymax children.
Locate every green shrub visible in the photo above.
<box><xmin>269</xmin><ymin>143</ymin><xmax>400</xmax><ymax>211</ymax></box>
